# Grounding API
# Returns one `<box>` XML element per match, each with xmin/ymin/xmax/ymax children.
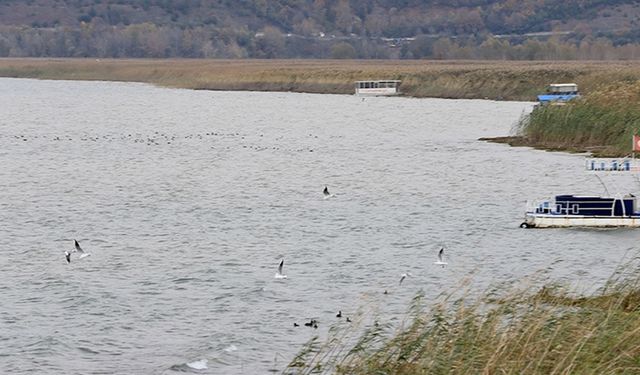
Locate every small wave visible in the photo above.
<box><xmin>186</xmin><ymin>359</ymin><xmax>208</xmax><ymax>370</ymax></box>
<box><xmin>223</xmin><ymin>344</ymin><xmax>237</xmax><ymax>353</ymax></box>
<box><xmin>169</xmin><ymin>359</ymin><xmax>208</xmax><ymax>372</ymax></box>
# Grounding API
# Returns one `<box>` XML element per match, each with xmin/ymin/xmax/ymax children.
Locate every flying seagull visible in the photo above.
<box><xmin>399</xmin><ymin>272</ymin><xmax>412</xmax><ymax>285</ymax></box>
<box><xmin>275</xmin><ymin>259</ymin><xmax>287</xmax><ymax>279</ymax></box>
<box><xmin>434</xmin><ymin>248</ymin><xmax>448</xmax><ymax>267</ymax></box>
<box><xmin>74</xmin><ymin>239</ymin><xmax>90</xmax><ymax>259</ymax></box>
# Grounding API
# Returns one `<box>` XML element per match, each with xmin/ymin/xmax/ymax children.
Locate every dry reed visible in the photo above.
<box><xmin>284</xmin><ymin>264</ymin><xmax>640</xmax><ymax>375</ymax></box>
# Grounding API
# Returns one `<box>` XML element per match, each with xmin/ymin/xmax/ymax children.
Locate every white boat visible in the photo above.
<box><xmin>521</xmin><ymin>194</ymin><xmax>640</xmax><ymax>228</ymax></box>
<box><xmin>355</xmin><ymin>80</ymin><xmax>401</xmax><ymax>96</ymax></box>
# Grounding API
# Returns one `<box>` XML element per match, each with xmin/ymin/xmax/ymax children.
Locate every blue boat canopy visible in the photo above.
<box><xmin>537</xmin><ymin>94</ymin><xmax>579</xmax><ymax>103</ymax></box>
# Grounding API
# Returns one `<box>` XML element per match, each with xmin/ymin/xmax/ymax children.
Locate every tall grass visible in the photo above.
<box><xmin>285</xmin><ymin>265</ymin><xmax>640</xmax><ymax>374</ymax></box>
<box><xmin>522</xmin><ymin>81</ymin><xmax>640</xmax><ymax>156</ymax></box>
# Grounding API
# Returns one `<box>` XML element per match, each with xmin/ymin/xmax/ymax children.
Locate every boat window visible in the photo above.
<box><xmin>556</xmin><ymin>204</ymin><xmax>562</xmax><ymax>213</ymax></box>
<box><xmin>572</xmin><ymin>204</ymin><xmax>578</xmax><ymax>214</ymax></box>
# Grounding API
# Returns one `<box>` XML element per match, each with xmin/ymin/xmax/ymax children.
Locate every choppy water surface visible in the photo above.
<box><xmin>1</xmin><ymin>78</ymin><xmax>638</xmax><ymax>374</ymax></box>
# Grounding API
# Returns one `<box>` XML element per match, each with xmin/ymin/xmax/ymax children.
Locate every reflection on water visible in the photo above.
<box><xmin>0</xmin><ymin>78</ymin><xmax>638</xmax><ymax>374</ymax></box>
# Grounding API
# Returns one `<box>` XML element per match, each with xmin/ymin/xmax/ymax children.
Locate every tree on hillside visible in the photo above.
<box><xmin>331</xmin><ymin>41</ymin><xmax>357</xmax><ymax>58</ymax></box>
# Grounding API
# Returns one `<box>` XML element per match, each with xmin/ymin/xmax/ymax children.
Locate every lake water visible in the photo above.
<box><xmin>1</xmin><ymin>78</ymin><xmax>638</xmax><ymax>374</ymax></box>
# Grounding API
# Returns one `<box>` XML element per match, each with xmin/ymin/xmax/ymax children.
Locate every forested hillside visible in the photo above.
<box><xmin>1</xmin><ymin>0</ymin><xmax>640</xmax><ymax>58</ymax></box>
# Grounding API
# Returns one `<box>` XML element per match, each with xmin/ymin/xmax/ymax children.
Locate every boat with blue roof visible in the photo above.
<box><xmin>537</xmin><ymin>83</ymin><xmax>579</xmax><ymax>105</ymax></box>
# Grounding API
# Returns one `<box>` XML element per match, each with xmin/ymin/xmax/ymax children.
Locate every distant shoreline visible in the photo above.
<box><xmin>3</xmin><ymin>58</ymin><xmax>640</xmax><ymax>102</ymax></box>
<box><xmin>5</xmin><ymin>58</ymin><xmax>640</xmax><ymax>157</ymax></box>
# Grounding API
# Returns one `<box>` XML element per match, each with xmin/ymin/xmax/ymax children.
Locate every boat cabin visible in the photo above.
<box><xmin>535</xmin><ymin>195</ymin><xmax>636</xmax><ymax>217</ymax></box>
<box><xmin>355</xmin><ymin>80</ymin><xmax>401</xmax><ymax>96</ymax></box>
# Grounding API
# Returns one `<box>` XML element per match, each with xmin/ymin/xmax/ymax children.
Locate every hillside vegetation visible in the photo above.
<box><xmin>2</xmin><ymin>0</ymin><xmax>640</xmax><ymax>58</ymax></box>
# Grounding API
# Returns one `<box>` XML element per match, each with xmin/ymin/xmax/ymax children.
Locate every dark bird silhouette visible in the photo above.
<box><xmin>73</xmin><ymin>240</ymin><xmax>90</xmax><ymax>259</ymax></box>
<box><xmin>275</xmin><ymin>258</ymin><xmax>287</xmax><ymax>279</ymax></box>
<box><xmin>435</xmin><ymin>247</ymin><xmax>448</xmax><ymax>267</ymax></box>
<box><xmin>323</xmin><ymin>186</ymin><xmax>330</xmax><ymax>196</ymax></box>
<box><xmin>336</xmin><ymin>311</ymin><xmax>342</xmax><ymax>318</ymax></box>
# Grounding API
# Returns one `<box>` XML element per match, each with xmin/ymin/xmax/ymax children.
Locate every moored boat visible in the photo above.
<box><xmin>521</xmin><ymin>194</ymin><xmax>640</xmax><ymax>228</ymax></box>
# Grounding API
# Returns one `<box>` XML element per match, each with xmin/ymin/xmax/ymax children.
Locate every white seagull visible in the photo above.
<box><xmin>434</xmin><ymin>247</ymin><xmax>448</xmax><ymax>267</ymax></box>
<box><xmin>399</xmin><ymin>272</ymin><xmax>412</xmax><ymax>285</ymax></box>
<box><xmin>275</xmin><ymin>259</ymin><xmax>287</xmax><ymax>279</ymax></box>
<box><xmin>74</xmin><ymin>239</ymin><xmax>90</xmax><ymax>259</ymax></box>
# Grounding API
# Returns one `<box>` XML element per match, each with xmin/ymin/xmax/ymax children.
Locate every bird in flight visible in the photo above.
<box><xmin>399</xmin><ymin>272</ymin><xmax>412</xmax><ymax>285</ymax></box>
<box><xmin>65</xmin><ymin>239</ymin><xmax>90</xmax><ymax>263</ymax></box>
<box><xmin>434</xmin><ymin>248</ymin><xmax>448</xmax><ymax>267</ymax></box>
<box><xmin>275</xmin><ymin>258</ymin><xmax>287</xmax><ymax>279</ymax></box>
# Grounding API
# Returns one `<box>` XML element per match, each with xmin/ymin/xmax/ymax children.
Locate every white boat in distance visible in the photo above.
<box><xmin>521</xmin><ymin>194</ymin><xmax>640</xmax><ymax>228</ymax></box>
<box><xmin>355</xmin><ymin>80</ymin><xmax>401</xmax><ymax>96</ymax></box>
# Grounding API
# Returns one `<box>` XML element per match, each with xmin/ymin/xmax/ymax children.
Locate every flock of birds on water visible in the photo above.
<box><xmin>4</xmin><ymin>131</ymin><xmax>323</xmax><ymax>153</ymax></box>
<box><xmin>64</xmin><ymin>185</ymin><xmax>448</xmax><ymax>333</ymax></box>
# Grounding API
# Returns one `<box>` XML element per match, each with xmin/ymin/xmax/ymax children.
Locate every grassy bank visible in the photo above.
<box><xmin>5</xmin><ymin>59</ymin><xmax>640</xmax><ymax>101</ymax></box>
<box><xmin>285</xmin><ymin>267</ymin><xmax>640</xmax><ymax>374</ymax></box>
<box><xmin>506</xmin><ymin>81</ymin><xmax>640</xmax><ymax>157</ymax></box>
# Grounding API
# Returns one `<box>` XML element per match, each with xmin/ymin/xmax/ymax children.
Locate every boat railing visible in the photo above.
<box><xmin>585</xmin><ymin>158</ymin><xmax>640</xmax><ymax>172</ymax></box>
<box><xmin>528</xmin><ymin>197</ymin><xmax>637</xmax><ymax>217</ymax></box>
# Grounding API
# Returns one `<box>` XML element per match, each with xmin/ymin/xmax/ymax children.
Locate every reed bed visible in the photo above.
<box><xmin>4</xmin><ymin>59</ymin><xmax>640</xmax><ymax>101</ymax></box>
<box><xmin>521</xmin><ymin>81</ymin><xmax>640</xmax><ymax>156</ymax></box>
<box><xmin>285</xmin><ymin>265</ymin><xmax>640</xmax><ymax>375</ymax></box>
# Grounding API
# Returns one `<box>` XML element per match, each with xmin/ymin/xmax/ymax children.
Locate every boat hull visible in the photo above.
<box><xmin>523</xmin><ymin>213</ymin><xmax>640</xmax><ymax>228</ymax></box>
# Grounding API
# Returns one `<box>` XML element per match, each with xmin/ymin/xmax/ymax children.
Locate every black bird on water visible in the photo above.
<box><xmin>323</xmin><ymin>186</ymin><xmax>330</xmax><ymax>197</ymax></box>
<box><xmin>304</xmin><ymin>319</ymin><xmax>318</xmax><ymax>328</ymax></box>
<box><xmin>336</xmin><ymin>311</ymin><xmax>342</xmax><ymax>318</ymax></box>
<box><xmin>293</xmin><ymin>322</ymin><xmax>299</xmax><ymax>327</ymax></box>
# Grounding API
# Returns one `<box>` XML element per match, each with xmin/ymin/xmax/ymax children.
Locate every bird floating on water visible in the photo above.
<box><xmin>275</xmin><ymin>259</ymin><xmax>287</xmax><ymax>279</ymax></box>
<box><xmin>434</xmin><ymin>248</ymin><xmax>448</xmax><ymax>267</ymax></box>
<box><xmin>304</xmin><ymin>319</ymin><xmax>318</xmax><ymax>328</ymax></box>
<box><xmin>336</xmin><ymin>311</ymin><xmax>342</xmax><ymax>318</ymax></box>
